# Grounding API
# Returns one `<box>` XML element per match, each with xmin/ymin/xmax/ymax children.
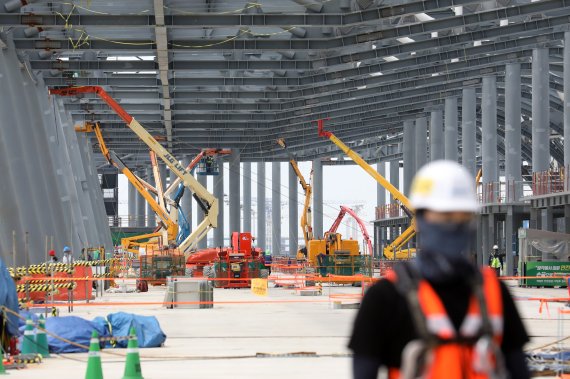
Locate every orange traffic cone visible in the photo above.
<box><xmin>85</xmin><ymin>330</ymin><xmax>103</xmax><ymax>379</ymax></box>
<box><xmin>122</xmin><ymin>327</ymin><xmax>143</xmax><ymax>379</ymax></box>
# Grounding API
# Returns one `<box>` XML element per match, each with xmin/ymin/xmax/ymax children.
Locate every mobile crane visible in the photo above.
<box><xmin>318</xmin><ymin>119</ymin><xmax>415</xmax><ymax>259</ymax></box>
<box><xmin>51</xmin><ymin>86</ymin><xmax>219</xmax><ymax>254</ymax></box>
<box><xmin>277</xmin><ymin>138</ymin><xmax>314</xmax><ymax>260</ymax></box>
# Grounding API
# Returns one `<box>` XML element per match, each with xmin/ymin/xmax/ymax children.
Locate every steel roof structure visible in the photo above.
<box><xmin>1</xmin><ymin>0</ymin><xmax>569</xmax><ymax>169</ymax></box>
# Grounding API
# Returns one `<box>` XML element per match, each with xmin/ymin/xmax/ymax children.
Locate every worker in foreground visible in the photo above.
<box><xmin>349</xmin><ymin>160</ymin><xmax>529</xmax><ymax>379</ymax></box>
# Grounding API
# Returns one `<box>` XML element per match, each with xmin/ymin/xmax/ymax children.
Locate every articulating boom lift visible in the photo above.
<box><xmin>317</xmin><ymin>119</ymin><xmax>415</xmax><ymax>259</ymax></box>
<box><xmin>51</xmin><ymin>86</ymin><xmax>219</xmax><ymax>254</ymax></box>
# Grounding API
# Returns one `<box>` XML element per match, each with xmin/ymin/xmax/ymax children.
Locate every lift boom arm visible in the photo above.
<box><xmin>277</xmin><ymin>138</ymin><xmax>313</xmax><ymax>246</ymax></box>
<box><xmin>328</xmin><ymin>206</ymin><xmax>373</xmax><ymax>255</ymax></box>
<box><xmin>52</xmin><ymin>86</ymin><xmax>218</xmax><ymax>253</ymax></box>
<box><xmin>318</xmin><ymin>119</ymin><xmax>415</xmax><ymax>258</ymax></box>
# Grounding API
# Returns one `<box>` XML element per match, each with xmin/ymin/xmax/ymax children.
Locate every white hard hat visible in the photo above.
<box><xmin>410</xmin><ymin>160</ymin><xmax>479</xmax><ymax>212</ymax></box>
<box><xmin>493</xmin><ymin>245</ymin><xmax>499</xmax><ymax>250</ymax></box>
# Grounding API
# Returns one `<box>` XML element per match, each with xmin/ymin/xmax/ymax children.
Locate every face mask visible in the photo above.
<box><xmin>415</xmin><ymin>216</ymin><xmax>476</xmax><ymax>283</ymax></box>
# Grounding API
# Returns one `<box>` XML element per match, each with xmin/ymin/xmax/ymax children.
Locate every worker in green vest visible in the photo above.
<box><xmin>489</xmin><ymin>245</ymin><xmax>503</xmax><ymax>276</ymax></box>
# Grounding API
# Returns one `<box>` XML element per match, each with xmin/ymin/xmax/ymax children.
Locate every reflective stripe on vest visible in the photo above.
<box><xmin>490</xmin><ymin>257</ymin><xmax>501</xmax><ymax>269</ymax></box>
<box><xmin>388</xmin><ymin>267</ymin><xmax>504</xmax><ymax>379</ymax></box>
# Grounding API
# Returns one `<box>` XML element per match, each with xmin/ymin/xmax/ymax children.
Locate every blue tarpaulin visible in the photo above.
<box><xmin>0</xmin><ymin>257</ymin><xmax>19</xmax><ymax>336</ymax></box>
<box><xmin>45</xmin><ymin>316</ymin><xmax>108</xmax><ymax>353</ymax></box>
<box><xmin>105</xmin><ymin>312</ymin><xmax>166</xmax><ymax>348</ymax></box>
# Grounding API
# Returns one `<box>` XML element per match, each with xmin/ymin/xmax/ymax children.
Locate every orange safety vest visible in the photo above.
<box><xmin>387</xmin><ymin>267</ymin><xmax>504</xmax><ymax>379</ymax></box>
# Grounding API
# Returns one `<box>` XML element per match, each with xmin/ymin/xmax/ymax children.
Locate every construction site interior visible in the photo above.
<box><xmin>0</xmin><ymin>0</ymin><xmax>569</xmax><ymax>378</ymax></box>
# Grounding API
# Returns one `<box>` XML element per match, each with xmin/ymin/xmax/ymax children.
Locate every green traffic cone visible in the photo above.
<box><xmin>0</xmin><ymin>348</ymin><xmax>8</xmax><ymax>375</ymax></box>
<box><xmin>35</xmin><ymin>315</ymin><xmax>50</xmax><ymax>358</ymax></box>
<box><xmin>21</xmin><ymin>317</ymin><xmax>36</xmax><ymax>355</ymax></box>
<box><xmin>122</xmin><ymin>327</ymin><xmax>143</xmax><ymax>379</ymax></box>
<box><xmin>85</xmin><ymin>330</ymin><xmax>103</xmax><ymax>379</ymax></box>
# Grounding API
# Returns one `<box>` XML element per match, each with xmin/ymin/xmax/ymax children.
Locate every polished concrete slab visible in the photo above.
<box><xmin>8</xmin><ymin>279</ymin><xmax>570</xmax><ymax>378</ymax></box>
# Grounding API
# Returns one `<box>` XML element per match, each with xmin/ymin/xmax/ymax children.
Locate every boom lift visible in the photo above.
<box><xmin>277</xmin><ymin>138</ymin><xmax>314</xmax><ymax>259</ymax></box>
<box><xmin>317</xmin><ymin>119</ymin><xmax>415</xmax><ymax>259</ymax></box>
<box><xmin>328</xmin><ymin>206</ymin><xmax>373</xmax><ymax>255</ymax></box>
<box><xmin>51</xmin><ymin>86</ymin><xmax>219</xmax><ymax>254</ymax></box>
<box><xmin>76</xmin><ymin>122</ymin><xmax>179</xmax><ymax>253</ymax></box>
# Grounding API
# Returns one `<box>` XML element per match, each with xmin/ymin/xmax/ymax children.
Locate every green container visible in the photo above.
<box><xmin>522</xmin><ymin>261</ymin><xmax>570</xmax><ymax>287</ymax></box>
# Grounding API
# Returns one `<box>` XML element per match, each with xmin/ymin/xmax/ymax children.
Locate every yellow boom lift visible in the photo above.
<box><xmin>75</xmin><ymin>122</ymin><xmax>179</xmax><ymax>253</ymax></box>
<box><xmin>52</xmin><ymin>86</ymin><xmax>219</xmax><ymax>254</ymax></box>
<box><xmin>277</xmin><ymin>138</ymin><xmax>314</xmax><ymax>260</ymax></box>
<box><xmin>317</xmin><ymin>119</ymin><xmax>415</xmax><ymax>259</ymax></box>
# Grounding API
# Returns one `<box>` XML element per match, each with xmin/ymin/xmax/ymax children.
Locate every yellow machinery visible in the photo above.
<box><xmin>318</xmin><ymin>119</ymin><xmax>415</xmax><ymax>259</ymax></box>
<box><xmin>54</xmin><ymin>86</ymin><xmax>219</xmax><ymax>256</ymax></box>
<box><xmin>277</xmin><ymin>138</ymin><xmax>314</xmax><ymax>260</ymax></box>
<box><xmin>75</xmin><ymin>122</ymin><xmax>179</xmax><ymax>254</ymax></box>
<box><xmin>307</xmin><ymin>232</ymin><xmax>359</xmax><ymax>264</ymax></box>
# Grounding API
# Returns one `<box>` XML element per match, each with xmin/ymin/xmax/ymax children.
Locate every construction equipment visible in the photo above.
<box><xmin>318</xmin><ymin>119</ymin><xmax>415</xmax><ymax>259</ymax></box>
<box><xmin>277</xmin><ymin>138</ymin><xmax>313</xmax><ymax>260</ymax></box>
<box><xmin>76</xmin><ymin>122</ymin><xmax>180</xmax><ymax>254</ymax></box>
<box><xmin>51</xmin><ymin>86</ymin><xmax>219</xmax><ymax>254</ymax></box>
<box><xmin>328</xmin><ymin>206</ymin><xmax>373</xmax><ymax>255</ymax></box>
<box><xmin>200</xmin><ymin>232</ymin><xmax>267</xmax><ymax>288</ymax></box>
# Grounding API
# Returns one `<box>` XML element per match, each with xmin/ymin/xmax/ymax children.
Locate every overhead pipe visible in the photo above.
<box><xmin>4</xmin><ymin>0</ymin><xmax>36</xmax><ymax>12</ymax></box>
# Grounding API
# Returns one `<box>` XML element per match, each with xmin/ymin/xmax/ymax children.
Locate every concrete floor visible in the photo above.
<box><xmin>7</xmin><ymin>280</ymin><xmax>570</xmax><ymax>378</ymax></box>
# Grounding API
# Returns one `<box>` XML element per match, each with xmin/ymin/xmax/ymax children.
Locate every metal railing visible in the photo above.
<box><xmin>477</xmin><ymin>180</ymin><xmax>532</xmax><ymax>204</ymax></box>
<box><xmin>375</xmin><ymin>203</ymin><xmax>405</xmax><ymax>220</ymax></box>
<box><xmin>108</xmin><ymin>215</ymin><xmax>151</xmax><ymax>228</ymax></box>
<box><xmin>531</xmin><ymin>166</ymin><xmax>569</xmax><ymax>196</ymax></box>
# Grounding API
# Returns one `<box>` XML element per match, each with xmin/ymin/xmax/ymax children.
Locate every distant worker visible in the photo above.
<box><xmin>205</xmin><ymin>156</ymin><xmax>214</xmax><ymax>174</ymax></box>
<box><xmin>264</xmin><ymin>252</ymin><xmax>272</xmax><ymax>275</ymax></box>
<box><xmin>489</xmin><ymin>245</ymin><xmax>504</xmax><ymax>276</ymax></box>
<box><xmin>48</xmin><ymin>250</ymin><xmax>58</xmax><ymax>263</ymax></box>
<box><xmin>349</xmin><ymin>160</ymin><xmax>529</xmax><ymax>379</ymax></box>
<box><xmin>62</xmin><ymin>246</ymin><xmax>73</xmax><ymax>265</ymax></box>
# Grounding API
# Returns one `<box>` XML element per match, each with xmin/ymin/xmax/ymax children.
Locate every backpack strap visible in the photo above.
<box><xmin>393</xmin><ymin>263</ymin><xmax>437</xmax><ymax>345</ymax></box>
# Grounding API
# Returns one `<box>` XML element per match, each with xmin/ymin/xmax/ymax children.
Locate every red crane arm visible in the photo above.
<box><xmin>327</xmin><ymin>206</ymin><xmax>373</xmax><ymax>255</ymax></box>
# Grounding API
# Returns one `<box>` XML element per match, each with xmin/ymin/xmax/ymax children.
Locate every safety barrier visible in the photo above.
<box><xmin>478</xmin><ymin>180</ymin><xmax>532</xmax><ymax>204</ymax></box>
<box><xmin>532</xmin><ymin>166</ymin><xmax>568</xmax><ymax>195</ymax></box>
<box><xmin>375</xmin><ymin>203</ymin><xmax>405</xmax><ymax>220</ymax></box>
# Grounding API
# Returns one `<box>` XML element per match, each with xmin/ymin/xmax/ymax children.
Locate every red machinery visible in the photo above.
<box><xmin>328</xmin><ymin>206</ymin><xmax>373</xmax><ymax>255</ymax></box>
<box><xmin>186</xmin><ymin>232</ymin><xmax>266</xmax><ymax>287</ymax></box>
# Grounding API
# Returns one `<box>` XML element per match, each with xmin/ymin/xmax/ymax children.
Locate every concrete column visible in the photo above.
<box><xmin>389</xmin><ymin>160</ymin><xmax>400</xmax><ymax>202</ymax></box>
<box><xmin>146</xmin><ymin>167</ymin><xmax>155</xmax><ymax>227</ymax></box>
<box><xmin>313</xmin><ymin>158</ymin><xmax>323</xmax><ymax>239</ymax></box>
<box><xmin>197</xmin><ymin>174</ymin><xmax>208</xmax><ymax>249</ymax></box>
<box><xmin>179</xmin><ymin>157</ymin><xmax>192</xmax><ymax>233</ymax></box>
<box><xmin>565</xmin><ymin>32</ymin><xmax>570</xmax><ymax>168</ymax></box>
<box><xmin>532</xmin><ymin>48</ymin><xmax>550</xmax><ymax>173</ymax></box>
<box><xmin>159</xmin><ymin>164</ymin><xmax>168</xmax><ymax>193</ymax></box>
<box><xmin>444</xmin><ymin>97</ymin><xmax>458</xmax><ymax>161</ymax></box>
<box><xmin>229</xmin><ymin>151</ymin><xmax>240</xmax><ymax>235</ymax></box>
<box><xmin>403</xmin><ymin>120</ymin><xmax>415</xmax><ymax>196</ymax></box>
<box><xmin>505</xmin><ymin>64</ymin><xmax>522</xmax><ymax>186</ymax></box>
<box><xmin>430</xmin><ymin>109</ymin><xmax>444</xmax><ymax>161</ymax></box>
<box><xmin>243</xmin><ymin>162</ymin><xmax>252</xmax><ymax>232</ymax></box>
<box><xmin>462</xmin><ymin>87</ymin><xmax>477</xmax><ymax>176</ymax></box>
<box><xmin>128</xmin><ymin>182</ymin><xmax>137</xmax><ymax>227</ymax></box>
<box><xmin>136</xmin><ymin>169</ymin><xmax>146</xmax><ymax>227</ymax></box>
<box><xmin>482</xmin><ymin>76</ymin><xmax>498</xmax><ymax>184</ymax></box>
<box><xmin>271</xmin><ymin>162</ymin><xmax>282</xmax><ymax>255</ymax></box>
<box><xmin>376</xmin><ymin>163</ymin><xmax>386</xmax><ymax>207</ymax></box>
<box><xmin>289</xmin><ymin>164</ymin><xmax>298</xmax><ymax>256</ymax></box>
<box><xmin>542</xmin><ymin>208</ymin><xmax>554</xmax><ymax>232</ymax></box>
<box><xmin>257</xmin><ymin>162</ymin><xmax>266</xmax><ymax>250</ymax></box>
<box><xmin>213</xmin><ymin>159</ymin><xmax>224</xmax><ymax>247</ymax></box>
<box><xmin>415</xmin><ymin>117</ymin><xmax>428</xmax><ymax>171</ymax></box>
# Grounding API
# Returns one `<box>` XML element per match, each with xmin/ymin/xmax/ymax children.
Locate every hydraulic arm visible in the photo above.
<box><xmin>328</xmin><ymin>206</ymin><xmax>373</xmax><ymax>255</ymax></box>
<box><xmin>317</xmin><ymin>119</ymin><xmax>415</xmax><ymax>259</ymax></box>
<box><xmin>277</xmin><ymin>139</ymin><xmax>313</xmax><ymax>248</ymax></box>
<box><xmin>52</xmin><ymin>86</ymin><xmax>219</xmax><ymax>254</ymax></box>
